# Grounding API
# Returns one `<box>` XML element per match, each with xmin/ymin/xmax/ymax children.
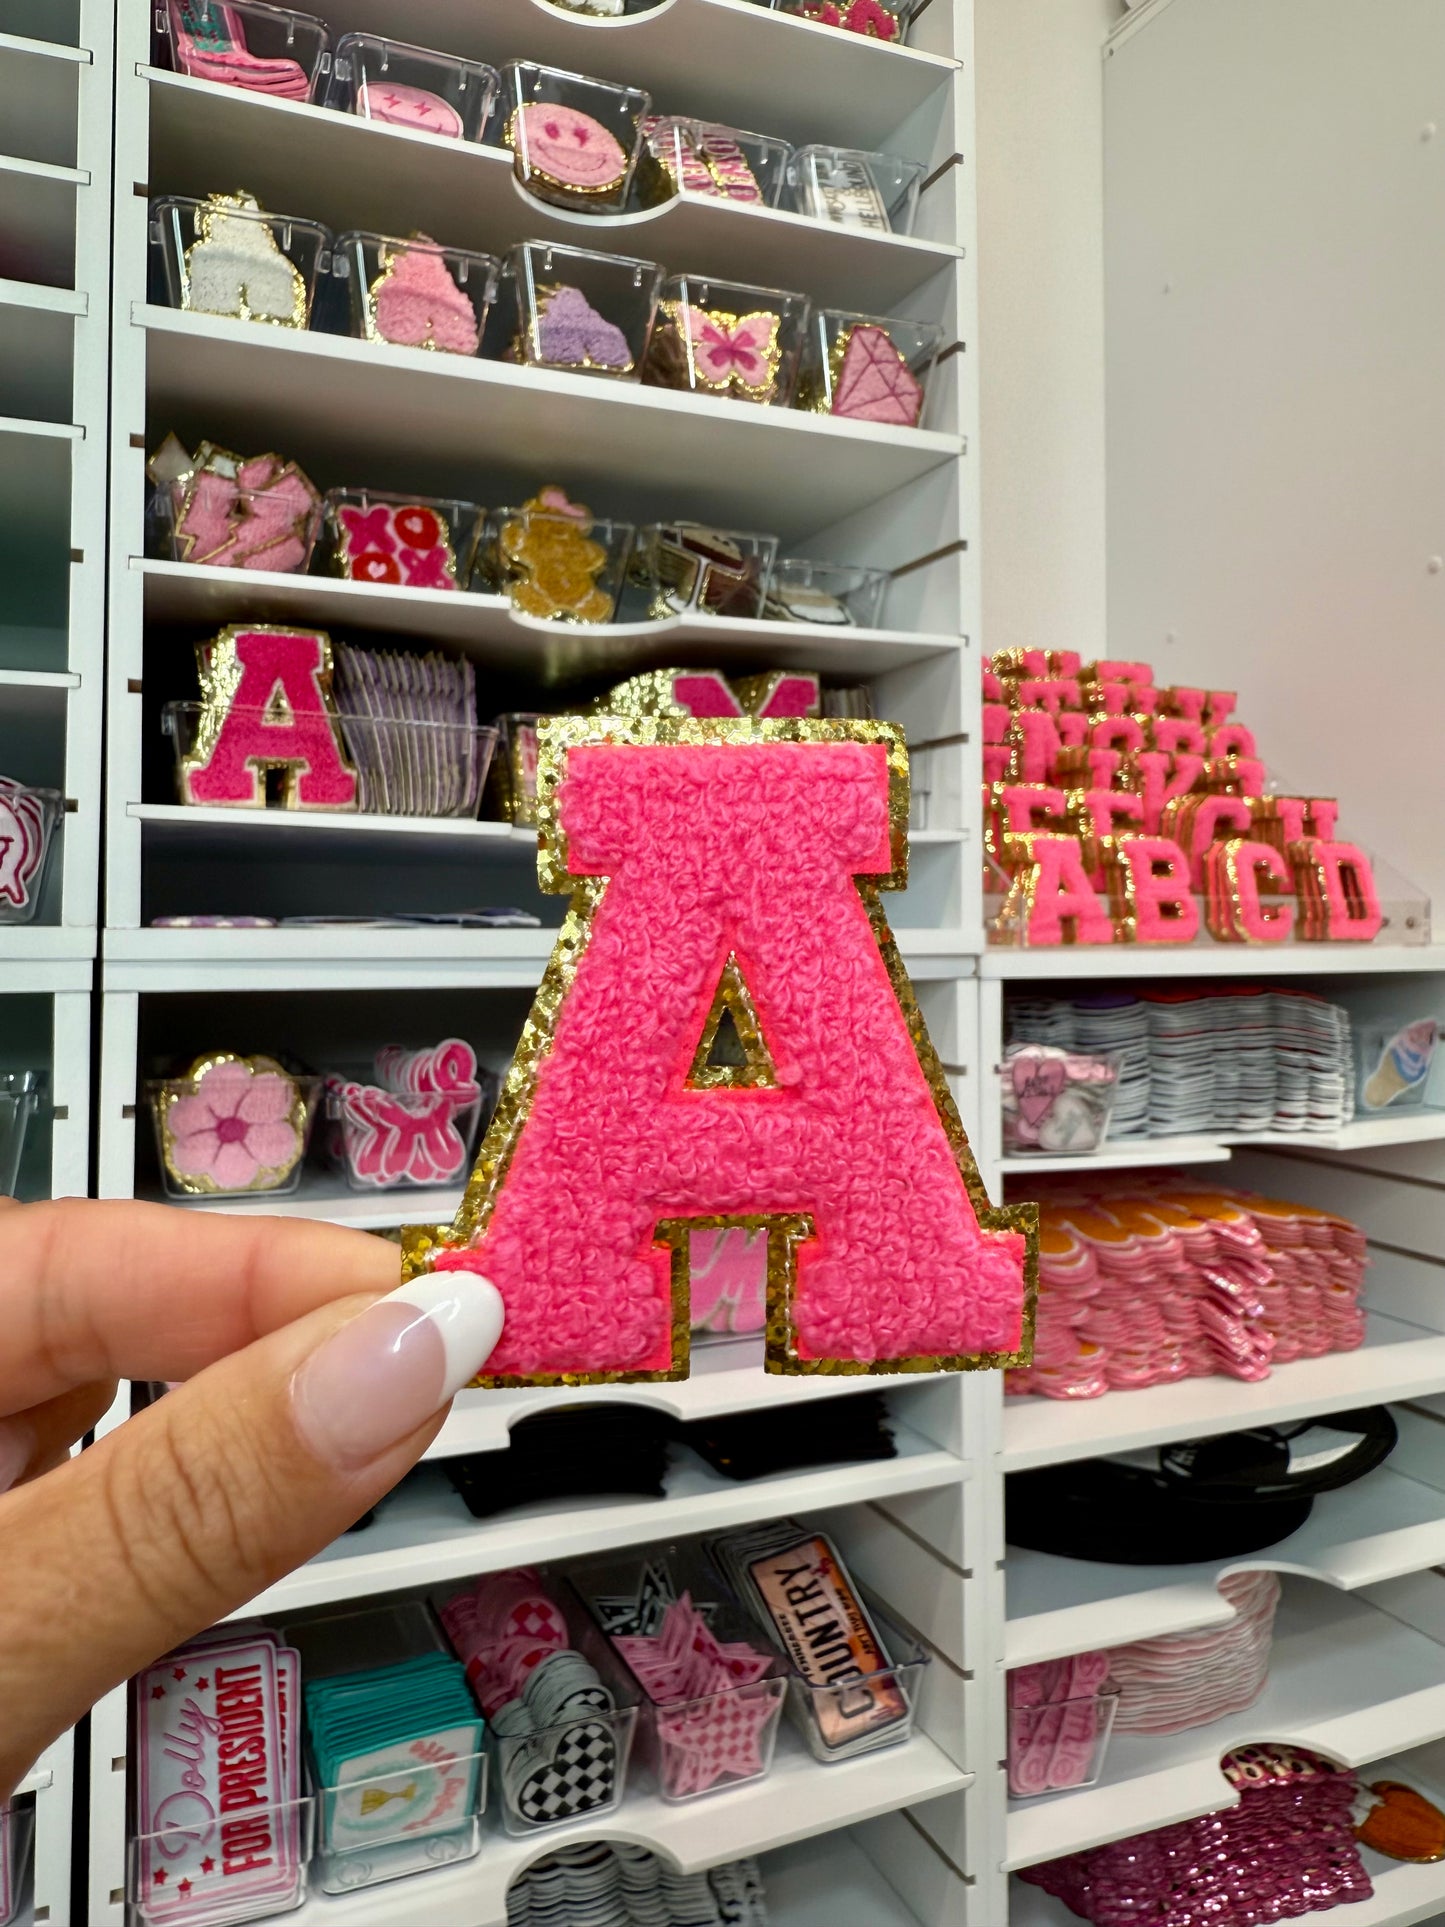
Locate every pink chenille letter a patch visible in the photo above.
<box><xmin>403</xmin><ymin>717</ymin><xmax>1036</xmax><ymax>1386</ymax></box>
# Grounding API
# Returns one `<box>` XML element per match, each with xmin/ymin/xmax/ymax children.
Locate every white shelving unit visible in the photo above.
<box><xmin>968</xmin><ymin>2</ymin><xmax>1445</xmax><ymax>1921</ymax></box>
<box><xmin>0</xmin><ymin>7</ymin><xmax>110</xmax><ymax>1923</ymax></box>
<box><xmin>91</xmin><ymin>0</ymin><xmax>982</xmax><ymax>1922</ymax></box>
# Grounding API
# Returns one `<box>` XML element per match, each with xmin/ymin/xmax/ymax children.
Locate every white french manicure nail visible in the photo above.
<box><xmin>291</xmin><ymin>1273</ymin><xmax>504</xmax><ymax>1471</ymax></box>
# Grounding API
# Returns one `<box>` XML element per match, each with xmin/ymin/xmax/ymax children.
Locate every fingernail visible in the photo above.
<box><xmin>0</xmin><ymin>1419</ymin><xmax>33</xmax><ymax>1495</ymax></box>
<box><xmin>291</xmin><ymin>1274</ymin><xmax>504</xmax><ymax>1471</ymax></box>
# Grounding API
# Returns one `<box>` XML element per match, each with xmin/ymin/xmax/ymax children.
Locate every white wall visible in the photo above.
<box><xmin>1104</xmin><ymin>0</ymin><xmax>1445</xmax><ymax>905</ymax></box>
<box><xmin>973</xmin><ymin>0</ymin><xmax>1121</xmax><ymax>661</ymax></box>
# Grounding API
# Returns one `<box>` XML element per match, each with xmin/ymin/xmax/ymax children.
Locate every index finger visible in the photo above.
<box><xmin>0</xmin><ymin>1199</ymin><xmax>401</xmax><ymax>1413</ymax></box>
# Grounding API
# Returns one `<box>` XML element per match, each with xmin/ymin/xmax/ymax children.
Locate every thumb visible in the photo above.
<box><xmin>0</xmin><ymin>1273</ymin><xmax>501</xmax><ymax>1793</ymax></box>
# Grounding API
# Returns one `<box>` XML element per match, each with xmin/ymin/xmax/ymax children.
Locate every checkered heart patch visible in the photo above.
<box><xmin>516</xmin><ymin>1720</ymin><xmax>617</xmax><ymax>1823</ymax></box>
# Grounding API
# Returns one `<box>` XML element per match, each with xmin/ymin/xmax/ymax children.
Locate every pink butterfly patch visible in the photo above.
<box><xmin>681</xmin><ymin>307</ymin><xmax>782</xmax><ymax>400</ymax></box>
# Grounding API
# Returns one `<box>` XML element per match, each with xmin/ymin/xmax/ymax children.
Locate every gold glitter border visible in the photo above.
<box><xmin>402</xmin><ymin>715</ymin><xmax>1036</xmax><ymax>1385</ymax></box>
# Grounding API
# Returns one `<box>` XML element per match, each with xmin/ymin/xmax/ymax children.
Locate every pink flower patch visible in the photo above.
<box><xmin>167</xmin><ymin>1058</ymin><xmax>302</xmax><ymax>1192</ymax></box>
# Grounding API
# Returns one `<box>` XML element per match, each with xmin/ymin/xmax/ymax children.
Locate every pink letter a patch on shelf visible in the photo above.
<box><xmin>182</xmin><ymin>624</ymin><xmax>357</xmax><ymax>810</ymax></box>
<box><xmin>402</xmin><ymin>716</ymin><xmax>1036</xmax><ymax>1388</ymax></box>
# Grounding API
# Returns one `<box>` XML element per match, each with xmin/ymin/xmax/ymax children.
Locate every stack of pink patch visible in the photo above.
<box><xmin>1007</xmin><ymin>1651</ymin><xmax>1115</xmax><ymax>1795</ymax></box>
<box><xmin>1008</xmin><ymin>1184</ymin><xmax>1367</xmax><ymax>1401</ymax></box>
<box><xmin>1245</xmin><ymin>1195</ymin><xmax>1369</xmax><ymax>1360</ymax></box>
<box><xmin>1106</xmin><ymin>1570</ymin><xmax>1280</xmax><ymax>1736</ymax></box>
<box><xmin>614</xmin><ymin>1595</ymin><xmax>781</xmax><ymax>1798</ymax></box>
<box><xmin>439</xmin><ymin>1567</ymin><xmax>570</xmax><ymax>1715</ymax></box>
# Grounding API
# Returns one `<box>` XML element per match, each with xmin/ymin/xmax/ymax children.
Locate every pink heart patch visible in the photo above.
<box><xmin>1012</xmin><ymin>1052</ymin><xmax>1066</xmax><ymax>1127</ymax></box>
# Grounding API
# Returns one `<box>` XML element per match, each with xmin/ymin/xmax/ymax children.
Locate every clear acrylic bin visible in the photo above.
<box><xmin>498</xmin><ymin>61</ymin><xmax>650</xmax><ymax>214</ymax></box>
<box><xmin>1356</xmin><ymin>1017</ymin><xmax>1439</xmax><ymax>1112</ymax></box>
<box><xmin>775</xmin><ymin>0</ymin><xmax>923</xmax><ymax>44</ymax></box>
<box><xmin>160</xmin><ymin>0</ymin><xmax>328</xmax><ymax>100</ymax></box>
<box><xmin>644</xmin><ymin>274</ymin><xmax>808</xmax><ymax>405</ymax></box>
<box><xmin>713</xmin><ymin>1525</ymin><xmax>928</xmax><ymax>1765</ymax></box>
<box><xmin>785</xmin><ymin>144</ymin><xmax>925</xmax><ymax>234</ymax></box>
<box><xmin>774</xmin><ymin>1585</ymin><xmax>927</xmax><ymax>1763</ymax></box>
<box><xmin>147</xmin><ymin>1060</ymin><xmax>321</xmax><ymax>1198</ymax></box>
<box><xmin>334</xmin><ymin>231</ymin><xmax>497</xmax><ymax>357</ymax></box>
<box><xmin>1000</xmin><ymin>1043</ymin><xmax>1122</xmax><ymax>1156</ymax></box>
<box><xmin>479</xmin><ymin>1582</ymin><xmax>642</xmax><ymax>1836</ymax></box>
<box><xmin>475</xmin><ymin>502</ymin><xmax>633</xmax><ymax>623</ymax></box>
<box><xmin>309</xmin><ymin>1751</ymin><xmax>486</xmax><ymax>1893</ymax></box>
<box><xmin>0</xmin><ymin>1800</ymin><xmax>33</xmax><ymax>1927</ymax></box>
<box><xmin>0</xmin><ymin>1072</ymin><xmax>41</xmax><ymax>1196</ymax></box>
<box><xmin>569</xmin><ymin>1542</ymin><xmax>788</xmax><ymax>1802</ymax></box>
<box><xmin>495</xmin><ymin>240</ymin><xmax>662</xmax><ymax>379</ymax></box>
<box><xmin>164</xmin><ymin>703</ymin><xmax>499</xmax><ymax>819</ymax></box>
<box><xmin>323</xmin><ymin>1074</ymin><xmax>487</xmax><ymax>1191</ymax></box>
<box><xmin>286</xmin><ymin>1599</ymin><xmax>487</xmax><ymax>1890</ymax></box>
<box><xmin>151</xmin><ymin>193</ymin><xmax>329</xmax><ymax>327</ymax></box>
<box><xmin>639</xmin><ymin>116</ymin><xmax>792</xmax><ymax>206</ymax></box>
<box><xmin>797</xmin><ymin>306</ymin><xmax>943</xmax><ymax>427</ymax></box>
<box><xmin>624</xmin><ymin>523</ymin><xmax>777</xmax><ymax>620</ymax></box>
<box><xmin>322</xmin><ymin>33</ymin><xmax>498</xmax><ymax>141</ymax></box>
<box><xmin>154</xmin><ymin>474</ymin><xmax>321</xmax><ymax>573</ymax></box>
<box><xmin>129</xmin><ymin>1800</ymin><xmax>311</xmax><ymax>1924</ymax></box>
<box><xmin>321</xmin><ymin>488</ymin><xmax>484</xmax><ymax>590</ymax></box>
<box><xmin>764</xmin><ymin>558</ymin><xmax>889</xmax><ymax>626</ymax></box>
<box><xmin>0</xmin><ymin>782</ymin><xmax>60</xmax><ymax>924</ymax></box>
<box><xmin>1008</xmin><ymin>1689</ymin><xmax>1119</xmax><ymax>1797</ymax></box>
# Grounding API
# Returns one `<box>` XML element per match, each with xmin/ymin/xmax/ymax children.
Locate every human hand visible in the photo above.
<box><xmin>0</xmin><ymin>1197</ymin><xmax>502</xmax><ymax>1797</ymax></box>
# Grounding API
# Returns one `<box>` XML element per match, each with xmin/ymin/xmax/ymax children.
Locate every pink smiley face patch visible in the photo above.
<box><xmin>356</xmin><ymin>78</ymin><xmax>463</xmax><ymax>139</ymax></box>
<box><xmin>514</xmin><ymin>101</ymin><xmax>628</xmax><ymax>190</ymax></box>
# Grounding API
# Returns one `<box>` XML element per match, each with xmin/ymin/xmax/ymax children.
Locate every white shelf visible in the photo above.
<box><xmin>1005</xmin><ymin>1463</ymin><xmax>1445</xmax><ymax>1667</ymax></box>
<box><xmin>1230</xmin><ymin>1113</ymin><xmax>1445</xmax><ymax>1153</ymax></box>
<box><xmin>0</xmin><ymin>274</ymin><xmax>84</xmax><ymax>316</ymax></box>
<box><xmin>0</xmin><ymin>926</ymin><xmax>96</xmax><ymax>964</ymax></box>
<box><xmin>999</xmin><ymin>1113</ymin><xmax>1445</xmax><ymax>1176</ymax></box>
<box><xmin>0</xmin><ymin>667</ymin><xmax>78</xmax><ymax>688</ymax></box>
<box><xmin>1005</xmin><ymin>1579</ymin><xmax>1445</xmax><ymax>1871</ymax></box>
<box><xmin>982</xmin><ymin>943</ymin><xmax>1445</xmax><ymax>979</ymax></box>
<box><xmin>101</xmin><ymin>924</ymin><xmax>974</xmax><ymax>990</ymax></box>
<box><xmin>146</xmin><ymin>69</ymin><xmax>962</xmax><ymax>315</ymax></box>
<box><xmin>432</xmin><ymin>1333</ymin><xmax>940</xmax><ymax>1456</ymax></box>
<box><xmin>270</xmin><ymin>1731</ymin><xmax>966</xmax><ymax>1927</ymax></box>
<box><xmin>228</xmin><ymin>1428</ymin><xmax>964</xmax><ymax>1619</ymax></box>
<box><xmin>210</xmin><ymin>0</ymin><xmax>959</xmax><ymax>154</ymax></box>
<box><xmin>0</xmin><ymin>665</ymin><xmax>80</xmax><ymax>721</ymax></box>
<box><xmin>0</xmin><ymin>413</ymin><xmax>79</xmax><ymax>442</ymax></box>
<box><xmin>1000</xmin><ymin>1133</ymin><xmax>1232</xmax><ymax>1175</ymax></box>
<box><xmin>130</xmin><ymin>803</ymin><xmax>536</xmax><ymax>865</ymax></box>
<box><xmin>137</xmin><ymin>307</ymin><xmax>961</xmax><ymax>542</ymax></box>
<box><xmin>135</xmin><ymin>558</ymin><xmax>955</xmax><ymax>679</ymax></box>
<box><xmin>158</xmin><ymin>1173</ymin><xmax>466</xmax><ymax>1230</ymax></box>
<box><xmin>1002</xmin><ymin>1311</ymin><xmax>1445</xmax><ymax>1473</ymax></box>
